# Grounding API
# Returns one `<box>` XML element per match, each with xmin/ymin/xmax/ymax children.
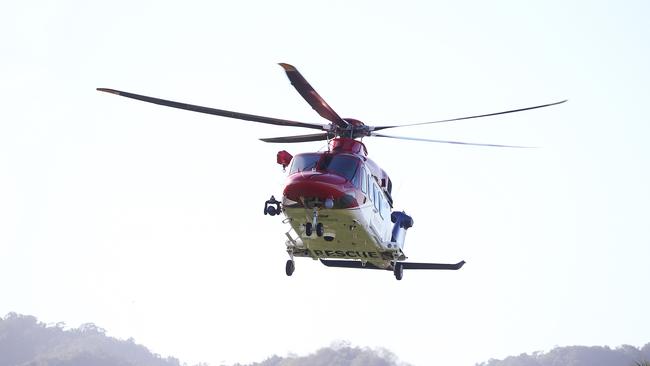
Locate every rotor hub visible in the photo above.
<box><xmin>329</xmin><ymin>138</ymin><xmax>367</xmax><ymax>156</ymax></box>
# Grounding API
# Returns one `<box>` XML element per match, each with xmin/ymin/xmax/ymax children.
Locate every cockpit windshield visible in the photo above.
<box><xmin>317</xmin><ymin>154</ymin><xmax>360</xmax><ymax>182</ymax></box>
<box><xmin>289</xmin><ymin>153</ymin><xmax>321</xmax><ymax>174</ymax></box>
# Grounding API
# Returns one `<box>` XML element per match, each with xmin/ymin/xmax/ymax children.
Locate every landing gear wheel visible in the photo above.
<box><xmin>393</xmin><ymin>263</ymin><xmax>403</xmax><ymax>281</ymax></box>
<box><xmin>285</xmin><ymin>260</ymin><xmax>295</xmax><ymax>276</ymax></box>
<box><xmin>316</xmin><ymin>223</ymin><xmax>324</xmax><ymax>237</ymax></box>
<box><xmin>305</xmin><ymin>222</ymin><xmax>312</xmax><ymax>236</ymax></box>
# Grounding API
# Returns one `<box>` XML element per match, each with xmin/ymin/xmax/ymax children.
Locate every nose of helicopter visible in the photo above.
<box><xmin>283</xmin><ymin>171</ymin><xmax>357</xmax><ymax>208</ymax></box>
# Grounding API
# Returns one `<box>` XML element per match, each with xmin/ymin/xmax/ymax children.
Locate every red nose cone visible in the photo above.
<box><xmin>284</xmin><ymin>171</ymin><xmax>348</xmax><ymax>202</ymax></box>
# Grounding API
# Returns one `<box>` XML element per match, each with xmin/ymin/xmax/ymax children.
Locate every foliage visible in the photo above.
<box><xmin>235</xmin><ymin>342</ymin><xmax>411</xmax><ymax>366</ymax></box>
<box><xmin>476</xmin><ymin>344</ymin><xmax>650</xmax><ymax>366</ymax></box>
<box><xmin>3</xmin><ymin>312</ymin><xmax>648</xmax><ymax>366</ymax></box>
<box><xmin>0</xmin><ymin>313</ymin><xmax>181</xmax><ymax>366</ymax></box>
<box><xmin>1</xmin><ymin>313</ymin><xmax>409</xmax><ymax>366</ymax></box>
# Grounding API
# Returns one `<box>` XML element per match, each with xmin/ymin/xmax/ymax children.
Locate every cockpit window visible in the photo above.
<box><xmin>289</xmin><ymin>153</ymin><xmax>321</xmax><ymax>174</ymax></box>
<box><xmin>317</xmin><ymin>154</ymin><xmax>360</xmax><ymax>181</ymax></box>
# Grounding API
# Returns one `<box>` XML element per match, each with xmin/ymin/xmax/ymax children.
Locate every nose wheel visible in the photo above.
<box><xmin>304</xmin><ymin>222</ymin><xmax>324</xmax><ymax>237</ymax></box>
<box><xmin>304</xmin><ymin>206</ymin><xmax>324</xmax><ymax>237</ymax></box>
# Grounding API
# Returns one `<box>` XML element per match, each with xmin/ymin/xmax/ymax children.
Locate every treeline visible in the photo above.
<box><xmin>235</xmin><ymin>342</ymin><xmax>410</xmax><ymax>366</ymax></box>
<box><xmin>2</xmin><ymin>313</ymin><xmax>648</xmax><ymax>366</ymax></box>
<box><xmin>476</xmin><ymin>343</ymin><xmax>650</xmax><ymax>366</ymax></box>
<box><xmin>0</xmin><ymin>313</ymin><xmax>180</xmax><ymax>366</ymax></box>
<box><xmin>0</xmin><ymin>314</ymin><xmax>407</xmax><ymax>366</ymax></box>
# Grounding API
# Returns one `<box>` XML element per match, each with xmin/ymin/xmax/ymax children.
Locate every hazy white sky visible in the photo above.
<box><xmin>1</xmin><ymin>1</ymin><xmax>649</xmax><ymax>365</ymax></box>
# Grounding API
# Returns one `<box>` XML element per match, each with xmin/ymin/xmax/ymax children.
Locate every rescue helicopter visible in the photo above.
<box><xmin>97</xmin><ymin>63</ymin><xmax>565</xmax><ymax>280</ymax></box>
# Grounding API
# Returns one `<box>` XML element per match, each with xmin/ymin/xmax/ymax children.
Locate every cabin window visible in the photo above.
<box><xmin>384</xmin><ymin>200</ymin><xmax>391</xmax><ymax>219</ymax></box>
<box><xmin>360</xmin><ymin>170</ymin><xmax>367</xmax><ymax>193</ymax></box>
<box><xmin>366</xmin><ymin>172</ymin><xmax>371</xmax><ymax>195</ymax></box>
<box><xmin>289</xmin><ymin>153</ymin><xmax>320</xmax><ymax>174</ymax></box>
<box><xmin>380</xmin><ymin>194</ymin><xmax>390</xmax><ymax>219</ymax></box>
<box><xmin>378</xmin><ymin>191</ymin><xmax>383</xmax><ymax>215</ymax></box>
<box><xmin>317</xmin><ymin>155</ymin><xmax>360</xmax><ymax>181</ymax></box>
<box><xmin>373</xmin><ymin>183</ymin><xmax>380</xmax><ymax>211</ymax></box>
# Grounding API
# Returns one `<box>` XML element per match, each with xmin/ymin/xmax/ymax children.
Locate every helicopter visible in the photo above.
<box><xmin>97</xmin><ymin>63</ymin><xmax>565</xmax><ymax>280</ymax></box>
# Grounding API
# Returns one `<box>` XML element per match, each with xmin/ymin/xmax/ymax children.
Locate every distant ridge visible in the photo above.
<box><xmin>234</xmin><ymin>341</ymin><xmax>410</xmax><ymax>366</ymax></box>
<box><xmin>2</xmin><ymin>313</ymin><xmax>648</xmax><ymax>366</ymax></box>
<box><xmin>0</xmin><ymin>313</ymin><xmax>181</xmax><ymax>366</ymax></box>
<box><xmin>476</xmin><ymin>343</ymin><xmax>650</xmax><ymax>366</ymax></box>
<box><xmin>0</xmin><ymin>313</ymin><xmax>408</xmax><ymax>366</ymax></box>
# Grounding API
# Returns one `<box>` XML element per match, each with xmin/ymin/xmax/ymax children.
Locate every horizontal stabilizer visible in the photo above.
<box><xmin>320</xmin><ymin>259</ymin><xmax>465</xmax><ymax>271</ymax></box>
<box><xmin>320</xmin><ymin>260</ymin><xmax>386</xmax><ymax>270</ymax></box>
<box><xmin>401</xmin><ymin>261</ymin><xmax>465</xmax><ymax>270</ymax></box>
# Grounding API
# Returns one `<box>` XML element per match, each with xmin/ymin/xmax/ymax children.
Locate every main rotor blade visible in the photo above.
<box><xmin>278</xmin><ymin>63</ymin><xmax>349</xmax><ymax>130</ymax></box>
<box><xmin>372</xmin><ymin>133</ymin><xmax>533</xmax><ymax>148</ymax></box>
<box><xmin>373</xmin><ymin>100</ymin><xmax>567</xmax><ymax>131</ymax></box>
<box><xmin>96</xmin><ymin>88</ymin><xmax>327</xmax><ymax>130</ymax></box>
<box><xmin>259</xmin><ymin>133</ymin><xmax>331</xmax><ymax>143</ymax></box>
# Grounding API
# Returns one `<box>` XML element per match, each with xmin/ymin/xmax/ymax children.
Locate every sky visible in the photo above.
<box><xmin>1</xmin><ymin>1</ymin><xmax>649</xmax><ymax>365</ymax></box>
